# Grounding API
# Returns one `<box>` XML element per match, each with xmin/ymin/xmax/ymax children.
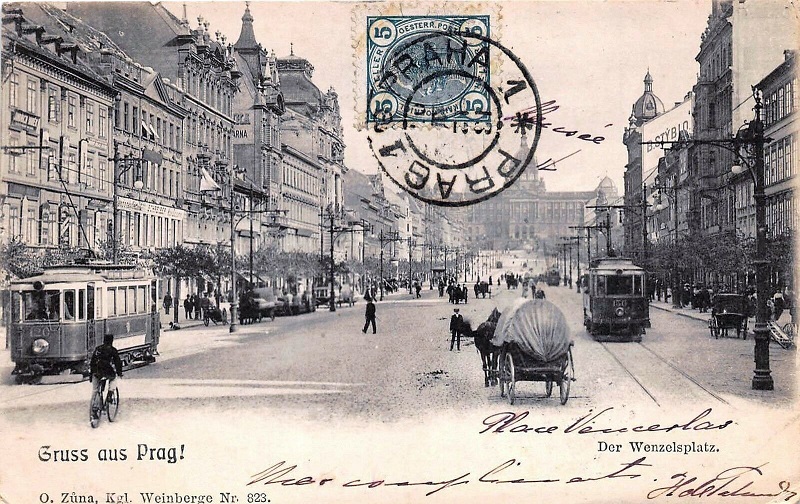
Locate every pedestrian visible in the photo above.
<box><xmin>489</xmin><ymin>275</ymin><xmax>493</xmax><ymax>286</ymax></box>
<box><xmin>183</xmin><ymin>295</ymin><xmax>192</xmax><ymax>320</ymax></box>
<box><xmin>362</xmin><ymin>298</ymin><xmax>376</xmax><ymax>334</ymax></box>
<box><xmin>461</xmin><ymin>284</ymin><xmax>468</xmax><ymax>304</ymax></box>
<box><xmin>415</xmin><ymin>281</ymin><xmax>422</xmax><ymax>299</ymax></box>
<box><xmin>449</xmin><ymin>308</ymin><xmax>463</xmax><ymax>351</ymax></box>
<box><xmin>163</xmin><ymin>292</ymin><xmax>172</xmax><ymax>315</ymax></box>
<box><xmin>772</xmin><ymin>290</ymin><xmax>785</xmax><ymax>321</ymax></box>
<box><xmin>194</xmin><ymin>294</ymin><xmax>202</xmax><ymax>320</ymax></box>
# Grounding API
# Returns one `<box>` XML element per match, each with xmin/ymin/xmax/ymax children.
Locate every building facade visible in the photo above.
<box><xmin>2</xmin><ymin>3</ymin><xmax>116</xmax><ymax>254</ymax></box>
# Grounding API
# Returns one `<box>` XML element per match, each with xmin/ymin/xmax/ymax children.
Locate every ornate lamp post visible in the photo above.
<box><xmin>642</xmin><ymin>89</ymin><xmax>773</xmax><ymax>390</ymax></box>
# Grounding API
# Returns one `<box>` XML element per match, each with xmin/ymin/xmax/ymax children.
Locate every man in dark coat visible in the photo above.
<box><xmin>163</xmin><ymin>292</ymin><xmax>172</xmax><ymax>314</ymax></box>
<box><xmin>449</xmin><ymin>308</ymin><xmax>464</xmax><ymax>351</ymax></box>
<box><xmin>362</xmin><ymin>298</ymin><xmax>376</xmax><ymax>334</ymax></box>
<box><xmin>193</xmin><ymin>294</ymin><xmax>202</xmax><ymax>320</ymax></box>
<box><xmin>183</xmin><ymin>295</ymin><xmax>192</xmax><ymax>320</ymax></box>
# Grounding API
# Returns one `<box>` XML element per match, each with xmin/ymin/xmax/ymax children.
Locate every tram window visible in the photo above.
<box><xmin>23</xmin><ymin>291</ymin><xmax>60</xmax><ymax>321</ymax></box>
<box><xmin>138</xmin><ymin>286</ymin><xmax>147</xmax><ymax>312</ymax></box>
<box><xmin>116</xmin><ymin>287</ymin><xmax>127</xmax><ymax>315</ymax></box>
<box><xmin>64</xmin><ymin>290</ymin><xmax>75</xmax><ymax>320</ymax></box>
<box><xmin>129</xmin><ymin>287</ymin><xmax>137</xmax><ymax>314</ymax></box>
<box><xmin>607</xmin><ymin>276</ymin><xmax>634</xmax><ymax>295</ymax></box>
<box><xmin>11</xmin><ymin>292</ymin><xmax>21</xmax><ymax>322</ymax></box>
<box><xmin>78</xmin><ymin>289</ymin><xmax>86</xmax><ymax>320</ymax></box>
<box><xmin>595</xmin><ymin>276</ymin><xmax>606</xmax><ymax>295</ymax></box>
<box><xmin>95</xmin><ymin>288</ymin><xmax>102</xmax><ymax>318</ymax></box>
<box><xmin>87</xmin><ymin>288</ymin><xmax>95</xmax><ymax>320</ymax></box>
<box><xmin>633</xmin><ymin>276</ymin><xmax>643</xmax><ymax>296</ymax></box>
<box><xmin>108</xmin><ymin>288</ymin><xmax>117</xmax><ymax>316</ymax></box>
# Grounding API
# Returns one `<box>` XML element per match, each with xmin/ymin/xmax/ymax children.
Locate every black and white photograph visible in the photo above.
<box><xmin>0</xmin><ymin>1</ymin><xmax>798</xmax><ymax>503</ymax></box>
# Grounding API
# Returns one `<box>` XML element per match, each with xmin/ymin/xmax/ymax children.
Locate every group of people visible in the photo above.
<box><xmin>180</xmin><ymin>293</ymin><xmax>214</xmax><ymax>320</ymax></box>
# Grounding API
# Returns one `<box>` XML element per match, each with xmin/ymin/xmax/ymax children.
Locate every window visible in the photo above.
<box><xmin>606</xmin><ymin>275</ymin><xmax>634</xmax><ymax>295</ymax></box>
<box><xmin>78</xmin><ymin>289</ymin><xmax>86</xmax><ymax>320</ymax></box>
<box><xmin>138</xmin><ymin>286</ymin><xmax>147</xmax><ymax>312</ymax></box>
<box><xmin>64</xmin><ymin>290</ymin><xmax>75</xmax><ymax>320</ymax></box>
<box><xmin>26</xmin><ymin>143</ymin><xmax>36</xmax><ymax>176</ymax></box>
<box><xmin>22</xmin><ymin>290</ymin><xmax>60</xmax><ymax>321</ymax></box>
<box><xmin>8</xmin><ymin>72</ymin><xmax>18</xmax><ymax>107</ymax></box>
<box><xmin>99</xmin><ymin>161</ymin><xmax>107</xmax><ymax>191</ymax></box>
<box><xmin>123</xmin><ymin>102</ymin><xmax>130</xmax><ymax>131</ymax></box>
<box><xmin>86</xmin><ymin>101</ymin><xmax>94</xmax><ymax>133</ymax></box>
<box><xmin>99</xmin><ymin>107</ymin><xmax>107</xmax><ymax>138</ymax></box>
<box><xmin>25</xmin><ymin>207</ymin><xmax>37</xmax><ymax>242</ymax></box>
<box><xmin>132</xmin><ymin>106</ymin><xmax>139</xmax><ymax>136</ymax></box>
<box><xmin>67</xmin><ymin>95</ymin><xmax>76</xmax><ymax>127</ymax></box>
<box><xmin>26</xmin><ymin>78</ymin><xmax>37</xmax><ymax>114</ymax></box>
<box><xmin>169</xmin><ymin>123</ymin><xmax>174</xmax><ymax>148</ymax></box>
<box><xmin>86</xmin><ymin>155</ymin><xmax>95</xmax><ymax>188</ymax></box>
<box><xmin>48</xmin><ymin>87</ymin><xmax>59</xmax><ymax>122</ymax></box>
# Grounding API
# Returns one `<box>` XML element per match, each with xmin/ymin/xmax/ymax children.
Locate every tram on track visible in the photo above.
<box><xmin>8</xmin><ymin>263</ymin><xmax>160</xmax><ymax>383</ymax></box>
<box><xmin>583</xmin><ymin>257</ymin><xmax>649</xmax><ymax>342</ymax></box>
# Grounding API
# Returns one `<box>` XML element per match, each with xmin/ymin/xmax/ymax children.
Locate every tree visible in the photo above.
<box><xmin>0</xmin><ymin>237</ymin><xmax>43</xmax><ymax>281</ymax></box>
<box><xmin>153</xmin><ymin>245</ymin><xmax>211</xmax><ymax>323</ymax></box>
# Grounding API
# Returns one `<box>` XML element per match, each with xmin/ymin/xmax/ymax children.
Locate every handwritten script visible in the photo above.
<box><xmin>246</xmin><ymin>459</ymin><xmax>796</xmax><ymax>500</ymax></box>
<box><xmin>479</xmin><ymin>407</ymin><xmax>734</xmax><ymax>435</ymax></box>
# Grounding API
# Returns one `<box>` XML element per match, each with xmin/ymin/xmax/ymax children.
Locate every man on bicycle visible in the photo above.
<box><xmin>90</xmin><ymin>333</ymin><xmax>123</xmax><ymax>404</ymax></box>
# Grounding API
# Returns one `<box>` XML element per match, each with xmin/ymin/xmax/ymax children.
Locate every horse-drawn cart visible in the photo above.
<box><xmin>709</xmin><ymin>293</ymin><xmax>749</xmax><ymax>339</ymax></box>
<box><xmin>492</xmin><ymin>299</ymin><xmax>575</xmax><ymax>405</ymax></box>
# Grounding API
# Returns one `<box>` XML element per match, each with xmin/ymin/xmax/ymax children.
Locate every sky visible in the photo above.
<box><xmin>164</xmin><ymin>0</ymin><xmax>711</xmax><ymax>193</ymax></box>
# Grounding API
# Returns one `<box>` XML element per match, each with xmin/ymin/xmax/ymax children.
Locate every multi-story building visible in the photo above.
<box><xmin>67</xmin><ymin>2</ymin><xmax>240</xmax><ymax>255</ymax></box>
<box><xmin>277</xmin><ymin>49</ymin><xmax>346</xmax><ymax>254</ymax></box>
<box><xmin>230</xmin><ymin>4</ymin><xmax>285</xmax><ymax>262</ymax></box>
<box><xmin>691</xmin><ymin>0</ymin><xmax>798</xmax><ymax>239</ymax></box>
<box><xmin>32</xmin><ymin>5</ymin><xmax>190</xmax><ymax>256</ymax></box>
<box><xmin>759</xmin><ymin>51</ymin><xmax>797</xmax><ymax>239</ymax></box>
<box><xmin>2</xmin><ymin>3</ymin><xmax>116</xmax><ymax>253</ymax></box>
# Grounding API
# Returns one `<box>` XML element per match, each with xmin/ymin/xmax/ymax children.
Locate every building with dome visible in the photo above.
<box><xmin>622</xmin><ymin>70</ymin><xmax>692</xmax><ymax>261</ymax></box>
<box><xmin>461</xmin><ymin>150</ymin><xmax>596</xmax><ymax>252</ymax></box>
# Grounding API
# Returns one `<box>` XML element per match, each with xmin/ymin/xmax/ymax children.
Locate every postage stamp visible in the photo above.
<box><xmin>364</xmin><ymin>17</ymin><xmax>542</xmax><ymax>207</ymax></box>
<box><xmin>366</xmin><ymin>15</ymin><xmax>491</xmax><ymax>125</ymax></box>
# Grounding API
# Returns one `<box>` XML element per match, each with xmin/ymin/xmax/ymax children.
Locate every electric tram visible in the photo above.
<box><xmin>8</xmin><ymin>263</ymin><xmax>160</xmax><ymax>383</ymax></box>
<box><xmin>582</xmin><ymin>257</ymin><xmax>650</xmax><ymax>342</ymax></box>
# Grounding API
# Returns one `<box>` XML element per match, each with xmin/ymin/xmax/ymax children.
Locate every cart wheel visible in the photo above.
<box><xmin>203</xmin><ymin>316</ymin><xmax>209</xmax><ymax>327</ymax></box>
<box><xmin>560</xmin><ymin>349</ymin><xmax>573</xmax><ymax>405</ymax></box>
<box><xmin>505</xmin><ymin>353</ymin><xmax>516</xmax><ymax>405</ymax></box>
<box><xmin>545</xmin><ymin>379</ymin><xmax>553</xmax><ymax>397</ymax></box>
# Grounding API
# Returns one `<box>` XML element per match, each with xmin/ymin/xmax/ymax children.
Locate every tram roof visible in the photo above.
<box><xmin>588</xmin><ymin>257</ymin><xmax>644</xmax><ymax>272</ymax></box>
<box><xmin>10</xmin><ymin>263</ymin><xmax>153</xmax><ymax>286</ymax></box>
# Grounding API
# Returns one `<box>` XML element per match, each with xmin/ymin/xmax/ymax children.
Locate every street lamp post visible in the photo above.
<box><xmin>654</xmin><ymin>174</ymin><xmax>681</xmax><ymax>309</ymax></box>
<box><xmin>378</xmin><ymin>229</ymin><xmax>402</xmax><ymax>301</ymax></box>
<box><xmin>642</xmin><ymin>90</ymin><xmax>773</xmax><ymax>390</ymax></box>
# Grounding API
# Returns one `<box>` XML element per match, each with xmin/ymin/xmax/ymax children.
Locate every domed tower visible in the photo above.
<box><xmin>630</xmin><ymin>71</ymin><xmax>665</xmax><ymax>126</ymax></box>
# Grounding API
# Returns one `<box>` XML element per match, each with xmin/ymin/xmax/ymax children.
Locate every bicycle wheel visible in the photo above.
<box><xmin>106</xmin><ymin>388</ymin><xmax>120</xmax><ymax>422</ymax></box>
<box><xmin>90</xmin><ymin>387</ymin><xmax>103</xmax><ymax>428</ymax></box>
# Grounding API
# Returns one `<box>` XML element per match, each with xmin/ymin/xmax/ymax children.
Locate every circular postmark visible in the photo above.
<box><xmin>367</xmin><ymin>22</ymin><xmax>541</xmax><ymax>207</ymax></box>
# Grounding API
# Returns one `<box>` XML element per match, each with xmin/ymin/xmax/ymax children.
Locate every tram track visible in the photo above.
<box><xmin>598</xmin><ymin>340</ymin><xmax>729</xmax><ymax>408</ymax></box>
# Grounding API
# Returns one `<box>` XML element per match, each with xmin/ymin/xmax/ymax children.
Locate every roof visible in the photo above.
<box><xmin>276</xmin><ymin>51</ymin><xmax>322</xmax><ymax>110</ymax></box>
<box><xmin>632</xmin><ymin>71</ymin><xmax>665</xmax><ymax>123</ymax></box>
<box><xmin>233</xmin><ymin>3</ymin><xmax>257</xmax><ymax>50</ymax></box>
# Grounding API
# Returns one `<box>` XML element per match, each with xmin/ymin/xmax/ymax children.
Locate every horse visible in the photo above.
<box><xmin>458</xmin><ymin>308</ymin><xmax>502</xmax><ymax>387</ymax></box>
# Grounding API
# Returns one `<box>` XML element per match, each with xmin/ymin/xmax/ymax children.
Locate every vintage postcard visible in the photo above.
<box><xmin>1</xmin><ymin>1</ymin><xmax>798</xmax><ymax>503</ymax></box>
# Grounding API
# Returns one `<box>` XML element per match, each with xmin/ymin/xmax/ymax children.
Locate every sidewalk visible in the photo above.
<box><xmin>650</xmin><ymin>300</ymin><xmax>793</xmax><ymax>326</ymax></box>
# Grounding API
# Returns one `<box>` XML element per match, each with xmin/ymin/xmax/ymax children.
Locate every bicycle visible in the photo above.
<box><xmin>90</xmin><ymin>377</ymin><xmax>120</xmax><ymax>428</ymax></box>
